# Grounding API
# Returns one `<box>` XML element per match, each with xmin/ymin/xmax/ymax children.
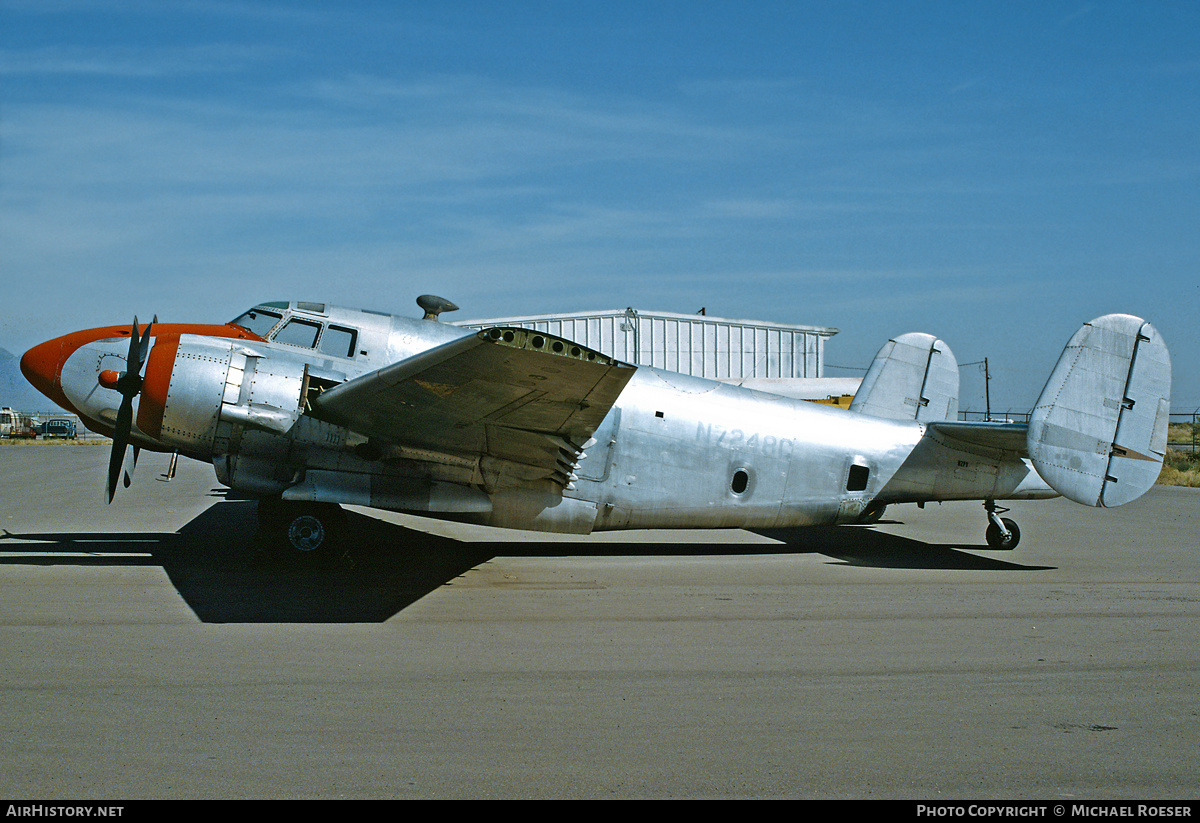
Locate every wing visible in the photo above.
<box><xmin>309</xmin><ymin>327</ymin><xmax>636</xmax><ymax>488</ymax></box>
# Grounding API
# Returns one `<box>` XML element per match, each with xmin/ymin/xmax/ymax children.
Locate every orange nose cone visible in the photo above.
<box><xmin>21</xmin><ymin>326</ymin><xmax>132</xmax><ymax>414</ymax></box>
<box><xmin>20</xmin><ymin>336</ymin><xmax>74</xmax><ymax>411</ymax></box>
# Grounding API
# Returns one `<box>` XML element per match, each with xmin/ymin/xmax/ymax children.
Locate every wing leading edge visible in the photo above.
<box><xmin>310</xmin><ymin>327</ymin><xmax>636</xmax><ymax>488</ymax></box>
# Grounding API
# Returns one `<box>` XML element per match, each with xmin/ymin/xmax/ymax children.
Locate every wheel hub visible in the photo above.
<box><xmin>287</xmin><ymin>515</ymin><xmax>327</xmax><ymax>552</ymax></box>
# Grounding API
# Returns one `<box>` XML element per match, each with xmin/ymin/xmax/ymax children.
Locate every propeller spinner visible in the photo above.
<box><xmin>104</xmin><ymin>316</ymin><xmax>155</xmax><ymax>503</ymax></box>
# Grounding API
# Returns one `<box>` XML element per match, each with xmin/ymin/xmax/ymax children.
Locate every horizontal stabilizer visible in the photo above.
<box><xmin>1027</xmin><ymin>315</ymin><xmax>1171</xmax><ymax>507</ymax></box>
<box><xmin>927</xmin><ymin>420</ymin><xmax>1030</xmax><ymax>454</ymax></box>
<box><xmin>849</xmin><ymin>332</ymin><xmax>959</xmax><ymax>421</ymax></box>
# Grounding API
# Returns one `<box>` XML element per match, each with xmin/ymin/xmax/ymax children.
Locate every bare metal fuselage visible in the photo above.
<box><xmin>202</xmin><ymin>316</ymin><xmax>1052</xmax><ymax>533</ymax></box>
<box><xmin>27</xmin><ymin>301</ymin><xmax>1056</xmax><ymax>536</ymax></box>
<box><xmin>21</xmin><ymin>295</ymin><xmax>1170</xmax><ymax>562</ymax></box>
<box><xmin>573</xmin><ymin>367</ymin><xmax>1052</xmax><ymax>532</ymax></box>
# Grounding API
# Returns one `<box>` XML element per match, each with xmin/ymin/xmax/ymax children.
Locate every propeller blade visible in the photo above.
<box><xmin>136</xmin><ymin>317</ymin><xmax>155</xmax><ymax>371</ymax></box>
<box><xmin>125</xmin><ymin>315</ymin><xmax>141</xmax><ymax>371</ymax></box>
<box><xmin>106</xmin><ymin>393</ymin><xmax>134</xmax><ymax>503</ymax></box>
<box><xmin>106</xmin><ymin>317</ymin><xmax>153</xmax><ymax>504</ymax></box>
<box><xmin>123</xmin><ymin>446</ymin><xmax>139</xmax><ymax>489</ymax></box>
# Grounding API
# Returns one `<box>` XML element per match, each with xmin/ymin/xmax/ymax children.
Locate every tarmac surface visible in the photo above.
<box><xmin>1</xmin><ymin>445</ymin><xmax>1197</xmax><ymax>800</ymax></box>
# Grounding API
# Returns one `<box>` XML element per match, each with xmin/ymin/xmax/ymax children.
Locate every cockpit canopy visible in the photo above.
<box><xmin>229</xmin><ymin>301</ymin><xmax>359</xmax><ymax>359</ymax></box>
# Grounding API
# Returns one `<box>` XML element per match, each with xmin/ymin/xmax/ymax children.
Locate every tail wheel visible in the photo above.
<box><xmin>857</xmin><ymin>503</ymin><xmax>887</xmax><ymax>524</ymax></box>
<box><xmin>985</xmin><ymin>517</ymin><xmax>1021</xmax><ymax>550</ymax></box>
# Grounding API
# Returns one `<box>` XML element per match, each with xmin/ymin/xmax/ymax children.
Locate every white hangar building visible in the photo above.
<box><xmin>456</xmin><ymin>308</ymin><xmax>859</xmax><ymax>400</ymax></box>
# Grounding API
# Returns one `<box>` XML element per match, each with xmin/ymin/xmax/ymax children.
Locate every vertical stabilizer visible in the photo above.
<box><xmin>849</xmin><ymin>332</ymin><xmax>959</xmax><ymax>421</ymax></box>
<box><xmin>1027</xmin><ymin>315</ymin><xmax>1171</xmax><ymax>507</ymax></box>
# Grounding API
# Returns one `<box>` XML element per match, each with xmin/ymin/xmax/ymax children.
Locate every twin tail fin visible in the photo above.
<box><xmin>855</xmin><ymin>315</ymin><xmax>1171</xmax><ymax>509</ymax></box>
<box><xmin>848</xmin><ymin>332</ymin><xmax>959</xmax><ymax>422</ymax></box>
<box><xmin>1028</xmin><ymin>314</ymin><xmax>1171</xmax><ymax>507</ymax></box>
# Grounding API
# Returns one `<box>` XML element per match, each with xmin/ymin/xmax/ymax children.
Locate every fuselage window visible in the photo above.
<box><xmin>319</xmin><ymin>325</ymin><xmax>358</xmax><ymax>358</ymax></box>
<box><xmin>731</xmin><ymin>468</ymin><xmax>750</xmax><ymax>495</ymax></box>
<box><xmin>231</xmin><ymin>309</ymin><xmax>283</xmax><ymax>338</ymax></box>
<box><xmin>847</xmin><ymin>464</ymin><xmax>870</xmax><ymax>492</ymax></box>
<box><xmin>273</xmin><ymin>318</ymin><xmax>322</xmax><ymax>349</ymax></box>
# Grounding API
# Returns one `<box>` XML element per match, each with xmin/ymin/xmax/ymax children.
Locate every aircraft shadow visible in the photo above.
<box><xmin>750</xmin><ymin>526</ymin><xmax>1055</xmax><ymax>571</ymax></box>
<box><xmin>482</xmin><ymin>523</ymin><xmax>1050</xmax><ymax>571</ymax></box>
<box><xmin>165</xmin><ymin>502</ymin><xmax>497</xmax><ymax>623</ymax></box>
<box><xmin>0</xmin><ymin>502</ymin><xmax>495</xmax><ymax>623</ymax></box>
<box><xmin>0</xmin><ymin>502</ymin><xmax>1051</xmax><ymax>623</ymax></box>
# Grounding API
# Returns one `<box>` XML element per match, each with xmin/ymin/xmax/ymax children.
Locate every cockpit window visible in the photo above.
<box><xmin>273</xmin><ymin>318</ymin><xmax>322</xmax><ymax>349</ymax></box>
<box><xmin>230</xmin><ymin>308</ymin><xmax>283</xmax><ymax>337</ymax></box>
<box><xmin>319</xmin><ymin>325</ymin><xmax>358</xmax><ymax>358</ymax></box>
<box><xmin>230</xmin><ymin>305</ymin><xmax>358</xmax><ymax>358</ymax></box>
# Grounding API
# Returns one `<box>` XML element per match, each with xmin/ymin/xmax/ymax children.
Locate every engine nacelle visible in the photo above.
<box><xmin>138</xmin><ymin>334</ymin><xmax>304</xmax><ymax>458</ymax></box>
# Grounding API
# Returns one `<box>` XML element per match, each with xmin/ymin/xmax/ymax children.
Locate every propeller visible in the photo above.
<box><xmin>104</xmin><ymin>316</ymin><xmax>155</xmax><ymax>503</ymax></box>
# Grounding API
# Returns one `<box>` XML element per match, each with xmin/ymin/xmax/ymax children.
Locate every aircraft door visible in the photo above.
<box><xmin>835</xmin><ymin>456</ymin><xmax>874</xmax><ymax>523</ymax></box>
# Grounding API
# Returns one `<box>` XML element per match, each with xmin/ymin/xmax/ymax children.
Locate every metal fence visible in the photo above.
<box><xmin>1167</xmin><ymin>411</ymin><xmax>1199</xmax><ymax>452</ymax></box>
<box><xmin>958</xmin><ymin>410</ymin><xmax>1032</xmax><ymax>424</ymax></box>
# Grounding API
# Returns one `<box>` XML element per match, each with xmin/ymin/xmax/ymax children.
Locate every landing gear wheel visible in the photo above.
<box><xmin>257</xmin><ymin>498</ymin><xmax>347</xmax><ymax>564</ymax></box>
<box><xmin>857</xmin><ymin>503</ymin><xmax>887</xmax><ymax>524</ymax></box>
<box><xmin>985</xmin><ymin>517</ymin><xmax>1020</xmax><ymax>550</ymax></box>
<box><xmin>287</xmin><ymin>513</ymin><xmax>330</xmax><ymax>552</ymax></box>
<box><xmin>983</xmin><ymin>500</ymin><xmax>1020</xmax><ymax>550</ymax></box>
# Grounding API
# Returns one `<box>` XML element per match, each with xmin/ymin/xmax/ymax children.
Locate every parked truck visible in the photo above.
<box><xmin>40</xmin><ymin>418</ymin><xmax>77</xmax><ymax>439</ymax></box>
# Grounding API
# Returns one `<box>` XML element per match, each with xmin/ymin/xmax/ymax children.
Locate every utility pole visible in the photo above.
<box><xmin>984</xmin><ymin>357</ymin><xmax>991</xmax><ymax>422</ymax></box>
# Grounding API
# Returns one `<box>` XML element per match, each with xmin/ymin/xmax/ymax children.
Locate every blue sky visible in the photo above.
<box><xmin>2</xmin><ymin>0</ymin><xmax>1197</xmax><ymax>412</ymax></box>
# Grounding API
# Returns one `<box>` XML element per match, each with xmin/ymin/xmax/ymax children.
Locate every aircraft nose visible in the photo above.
<box><xmin>20</xmin><ymin>331</ymin><xmax>93</xmax><ymax>412</ymax></box>
<box><xmin>21</xmin><ymin>337</ymin><xmax>68</xmax><ymax>407</ymax></box>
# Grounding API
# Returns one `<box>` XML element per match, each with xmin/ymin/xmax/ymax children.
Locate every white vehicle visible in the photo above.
<box><xmin>0</xmin><ymin>406</ymin><xmax>38</xmax><ymax>439</ymax></box>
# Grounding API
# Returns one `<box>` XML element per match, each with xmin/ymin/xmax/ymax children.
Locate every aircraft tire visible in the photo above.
<box><xmin>985</xmin><ymin>517</ymin><xmax>1020</xmax><ymax>550</ymax></box>
<box><xmin>857</xmin><ymin>504</ymin><xmax>887</xmax><ymax>524</ymax></box>
<box><xmin>258</xmin><ymin>499</ymin><xmax>347</xmax><ymax>564</ymax></box>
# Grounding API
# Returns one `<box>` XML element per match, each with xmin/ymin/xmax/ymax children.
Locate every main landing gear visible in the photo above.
<box><xmin>983</xmin><ymin>499</ymin><xmax>1020</xmax><ymax>550</ymax></box>
<box><xmin>256</xmin><ymin>498</ymin><xmax>348</xmax><ymax>565</ymax></box>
